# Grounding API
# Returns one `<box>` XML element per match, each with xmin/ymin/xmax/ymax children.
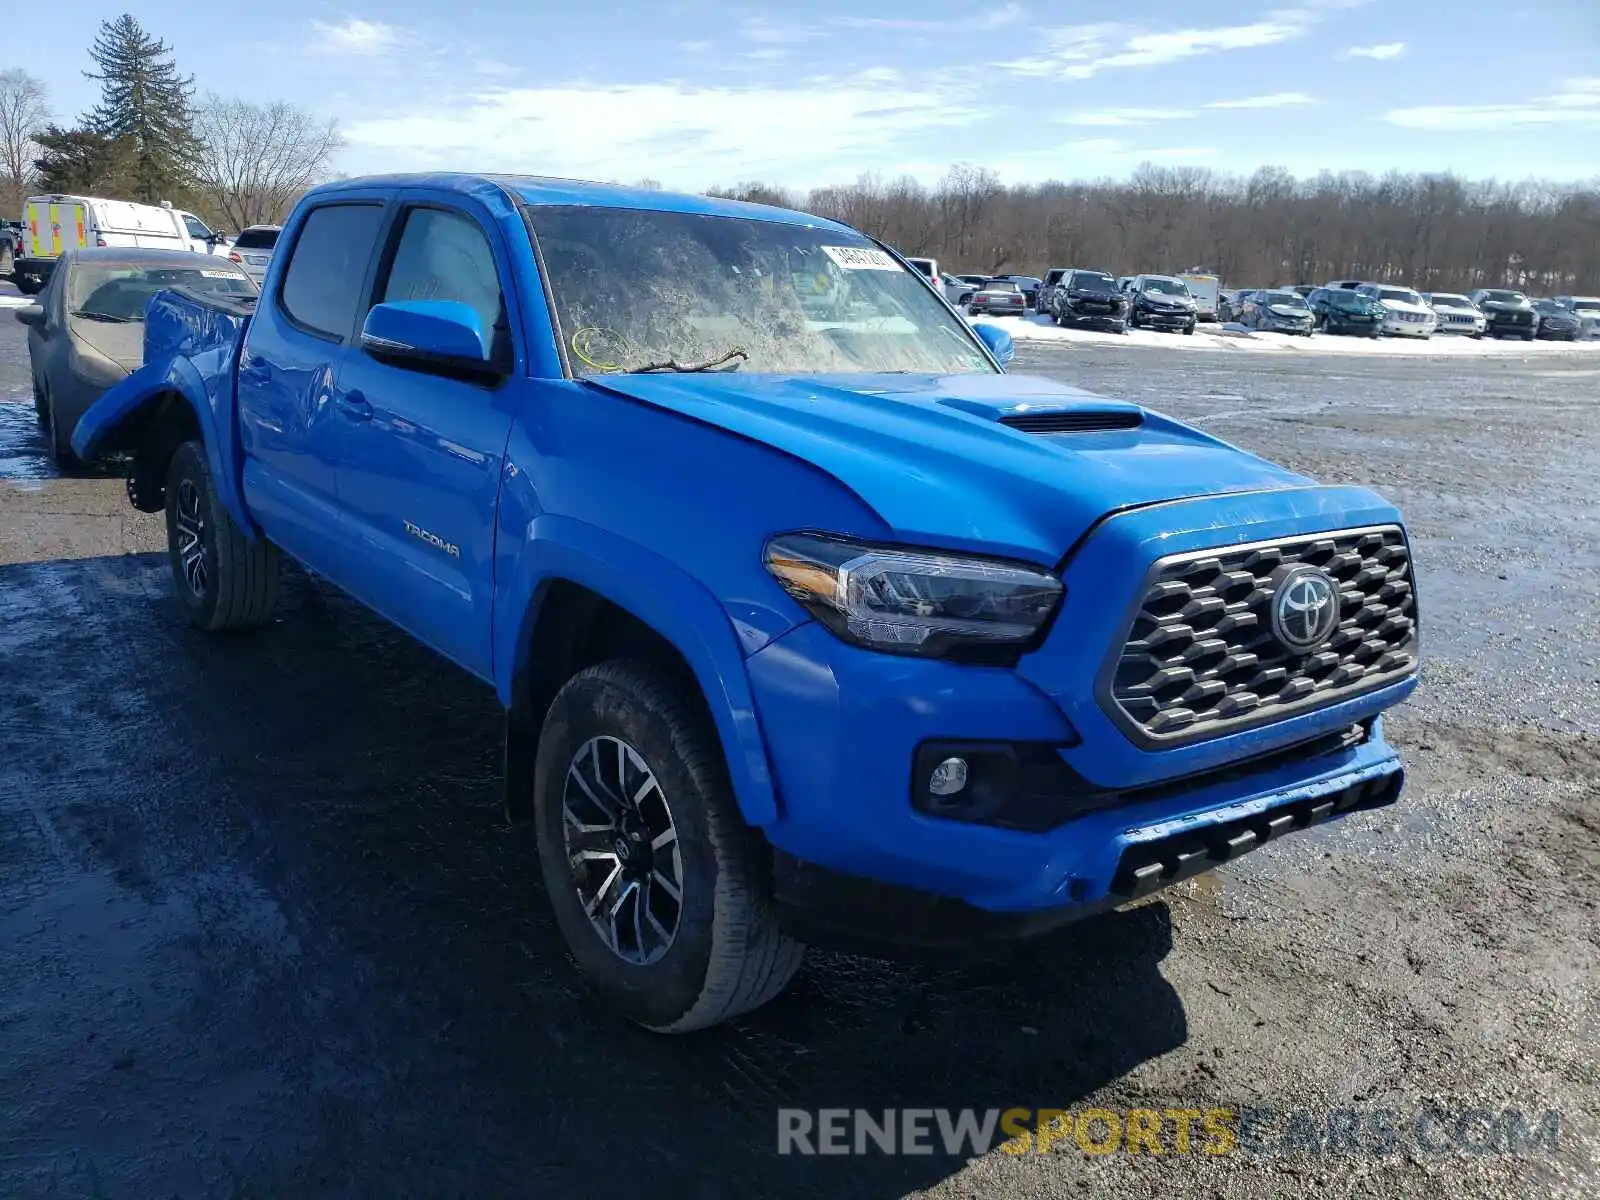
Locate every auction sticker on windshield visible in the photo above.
<box><xmin>821</xmin><ymin>246</ymin><xmax>901</xmax><ymax>271</ymax></box>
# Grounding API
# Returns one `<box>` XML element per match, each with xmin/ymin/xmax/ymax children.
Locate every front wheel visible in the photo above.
<box><xmin>534</xmin><ymin>661</ymin><xmax>804</xmax><ymax>1032</ymax></box>
<box><xmin>44</xmin><ymin>387</ymin><xmax>78</xmax><ymax>468</ymax></box>
<box><xmin>164</xmin><ymin>439</ymin><xmax>280</xmax><ymax>631</ymax></box>
<box><xmin>1183</xmin><ymin>322</ymin><xmax>1195</xmax><ymax>335</ymax></box>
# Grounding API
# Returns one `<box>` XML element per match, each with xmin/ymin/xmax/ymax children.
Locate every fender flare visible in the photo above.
<box><xmin>494</xmin><ymin>514</ymin><xmax>780</xmax><ymax>828</ymax></box>
<box><xmin>71</xmin><ymin>352</ymin><xmax>257</xmax><ymax>537</ymax></box>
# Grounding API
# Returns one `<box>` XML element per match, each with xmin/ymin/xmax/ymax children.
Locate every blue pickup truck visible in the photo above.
<box><xmin>73</xmin><ymin>173</ymin><xmax>1420</xmax><ymax>1032</ymax></box>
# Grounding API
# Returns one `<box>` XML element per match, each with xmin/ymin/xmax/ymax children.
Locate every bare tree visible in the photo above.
<box><xmin>193</xmin><ymin>93</ymin><xmax>342</xmax><ymax>230</ymax></box>
<box><xmin>0</xmin><ymin>70</ymin><xmax>52</xmax><ymax>214</ymax></box>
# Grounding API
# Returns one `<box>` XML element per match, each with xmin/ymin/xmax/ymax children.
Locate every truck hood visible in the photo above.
<box><xmin>587</xmin><ymin>372</ymin><xmax>1311</xmax><ymax>562</ymax></box>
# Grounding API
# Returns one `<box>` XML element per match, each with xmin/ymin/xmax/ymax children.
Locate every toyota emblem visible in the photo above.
<box><xmin>1271</xmin><ymin>566</ymin><xmax>1339</xmax><ymax>653</ymax></box>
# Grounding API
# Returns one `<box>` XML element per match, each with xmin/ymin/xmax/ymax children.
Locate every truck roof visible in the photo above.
<box><xmin>304</xmin><ymin>172</ymin><xmax>855</xmax><ymax>234</ymax></box>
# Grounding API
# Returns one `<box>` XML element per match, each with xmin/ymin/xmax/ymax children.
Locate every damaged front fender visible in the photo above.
<box><xmin>70</xmin><ymin>287</ymin><xmax>259</xmax><ymax>537</ymax></box>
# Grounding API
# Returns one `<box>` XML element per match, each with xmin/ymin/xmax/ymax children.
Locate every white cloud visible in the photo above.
<box><xmin>997</xmin><ymin>6</ymin><xmax>1368</xmax><ymax>79</ymax></box>
<box><xmin>738</xmin><ymin>16</ymin><xmax>822</xmax><ymax>45</ymax></box>
<box><xmin>835</xmin><ymin>2</ymin><xmax>1028</xmax><ymax>33</ymax></box>
<box><xmin>307</xmin><ymin>17</ymin><xmax>404</xmax><ymax>56</ymax></box>
<box><xmin>1055</xmin><ymin>107</ymin><xmax>1195</xmax><ymax>126</ymax></box>
<box><xmin>1345</xmin><ymin>42</ymin><xmax>1405</xmax><ymax>59</ymax></box>
<box><xmin>341</xmin><ymin>77</ymin><xmax>992</xmax><ymax>189</ymax></box>
<box><xmin>1386</xmin><ymin>77</ymin><xmax>1600</xmax><ymax>130</ymax></box>
<box><xmin>1206</xmin><ymin>92</ymin><xmax>1316</xmax><ymax>109</ymax></box>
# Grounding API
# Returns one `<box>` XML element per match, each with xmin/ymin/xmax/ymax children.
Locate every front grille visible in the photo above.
<box><xmin>1104</xmin><ymin>526</ymin><xmax>1418</xmax><ymax>746</ymax></box>
<box><xmin>1000</xmin><ymin>410</ymin><xmax>1143</xmax><ymax>434</ymax></box>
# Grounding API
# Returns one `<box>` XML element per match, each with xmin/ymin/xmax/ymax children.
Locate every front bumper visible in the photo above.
<box><xmin>1059</xmin><ymin>301</ymin><xmax>1126</xmax><ymax>329</ymax></box>
<box><xmin>13</xmin><ymin>256</ymin><xmax>57</xmax><ymax>282</ymax></box>
<box><xmin>1136</xmin><ymin>307</ymin><xmax>1194</xmax><ymax>328</ymax></box>
<box><xmin>746</xmin><ymin>486</ymin><xmax>1419</xmax><ymax>931</ymax></box>
<box><xmin>772</xmin><ymin>750</ymin><xmax>1402</xmax><ymax>954</ymax></box>
<box><xmin>1381</xmin><ymin>317</ymin><xmax>1435</xmax><ymax>337</ymax></box>
<box><xmin>1484</xmin><ymin>314</ymin><xmax>1535</xmax><ymax>336</ymax></box>
<box><xmin>1259</xmin><ymin>314</ymin><xmax>1315</xmax><ymax>334</ymax></box>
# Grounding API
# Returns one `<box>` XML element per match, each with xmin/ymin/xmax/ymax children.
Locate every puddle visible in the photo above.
<box><xmin>0</xmin><ymin>402</ymin><xmax>52</xmax><ymax>481</ymax></box>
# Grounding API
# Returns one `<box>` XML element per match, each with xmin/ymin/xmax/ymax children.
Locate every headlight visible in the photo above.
<box><xmin>70</xmin><ymin>343</ymin><xmax>128</xmax><ymax>388</ymax></box>
<box><xmin>763</xmin><ymin>533</ymin><xmax>1063</xmax><ymax>661</ymax></box>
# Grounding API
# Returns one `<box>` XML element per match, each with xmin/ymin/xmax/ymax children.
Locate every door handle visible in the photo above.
<box><xmin>336</xmin><ymin>390</ymin><xmax>373</xmax><ymax>421</ymax></box>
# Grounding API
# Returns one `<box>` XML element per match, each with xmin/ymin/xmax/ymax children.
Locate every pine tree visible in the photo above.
<box><xmin>83</xmin><ymin>14</ymin><xmax>202</xmax><ymax>202</ymax></box>
<box><xmin>33</xmin><ymin>125</ymin><xmax>137</xmax><ymax>195</ymax></box>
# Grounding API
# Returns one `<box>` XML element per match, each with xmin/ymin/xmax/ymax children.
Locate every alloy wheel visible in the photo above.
<box><xmin>174</xmin><ymin>478</ymin><xmax>210</xmax><ymax>597</ymax></box>
<box><xmin>562</xmin><ymin>735</ymin><xmax>684</xmax><ymax>966</ymax></box>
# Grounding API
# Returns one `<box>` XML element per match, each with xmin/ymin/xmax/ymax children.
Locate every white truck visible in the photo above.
<box><xmin>1177</xmin><ymin>272</ymin><xmax>1221</xmax><ymax>322</ymax></box>
<box><xmin>12</xmin><ymin>195</ymin><xmax>229</xmax><ymax>294</ymax></box>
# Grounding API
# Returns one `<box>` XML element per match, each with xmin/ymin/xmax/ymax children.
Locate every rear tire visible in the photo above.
<box><xmin>32</xmin><ymin>375</ymin><xmax>47</xmax><ymax>423</ymax></box>
<box><xmin>533</xmin><ymin>661</ymin><xmax>804</xmax><ymax>1033</ymax></box>
<box><xmin>164</xmin><ymin>439</ymin><xmax>280</xmax><ymax>631</ymax></box>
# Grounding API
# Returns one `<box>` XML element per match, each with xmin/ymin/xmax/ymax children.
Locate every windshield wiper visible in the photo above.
<box><xmin>631</xmin><ymin>347</ymin><xmax>748</xmax><ymax>373</ymax></box>
<box><xmin>70</xmin><ymin>310</ymin><xmax>136</xmax><ymax>323</ymax></box>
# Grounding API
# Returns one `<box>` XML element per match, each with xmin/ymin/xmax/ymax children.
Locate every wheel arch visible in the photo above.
<box><xmin>71</xmin><ymin>358</ymin><xmax>256</xmax><ymax>536</ymax></box>
<box><xmin>496</xmin><ymin>518</ymin><xmax>780</xmax><ymax>831</ymax></box>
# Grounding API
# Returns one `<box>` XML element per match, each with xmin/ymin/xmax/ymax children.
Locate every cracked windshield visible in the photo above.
<box><xmin>528</xmin><ymin>206</ymin><xmax>995</xmax><ymax>375</ymax></box>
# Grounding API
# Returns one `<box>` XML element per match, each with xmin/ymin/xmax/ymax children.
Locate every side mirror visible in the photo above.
<box><xmin>360</xmin><ymin>300</ymin><xmax>500</xmax><ymax>377</ymax></box>
<box><xmin>973</xmin><ymin>322</ymin><xmax>1015</xmax><ymax>367</ymax></box>
<box><xmin>13</xmin><ymin>304</ymin><xmax>44</xmax><ymax>328</ymax></box>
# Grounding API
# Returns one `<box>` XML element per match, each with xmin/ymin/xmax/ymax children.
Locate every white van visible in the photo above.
<box><xmin>1177</xmin><ymin>272</ymin><xmax>1221</xmax><ymax>322</ymax></box>
<box><xmin>14</xmin><ymin>195</ymin><xmax>216</xmax><ymax>294</ymax></box>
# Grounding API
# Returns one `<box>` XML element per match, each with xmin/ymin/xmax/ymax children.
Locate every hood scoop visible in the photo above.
<box><xmin>999</xmin><ymin>410</ymin><xmax>1143</xmax><ymax>434</ymax></box>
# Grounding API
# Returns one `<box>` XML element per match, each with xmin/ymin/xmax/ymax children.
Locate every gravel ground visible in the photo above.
<box><xmin>1</xmin><ymin>282</ymin><xmax>1595</xmax><ymax>1199</ymax></box>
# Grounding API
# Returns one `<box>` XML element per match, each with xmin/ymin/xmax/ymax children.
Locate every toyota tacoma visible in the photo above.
<box><xmin>72</xmin><ymin>173</ymin><xmax>1421</xmax><ymax>1032</ymax></box>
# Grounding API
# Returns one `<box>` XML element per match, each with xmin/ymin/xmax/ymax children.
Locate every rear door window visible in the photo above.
<box><xmin>279</xmin><ymin>204</ymin><xmax>385</xmax><ymax>340</ymax></box>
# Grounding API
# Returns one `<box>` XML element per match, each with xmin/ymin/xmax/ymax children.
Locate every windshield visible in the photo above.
<box><xmin>1532</xmin><ymin>300</ymin><xmax>1563</xmax><ymax>315</ymax></box>
<box><xmin>1070</xmin><ymin>271</ymin><xmax>1116</xmax><ymax>289</ymax></box>
<box><xmin>906</xmin><ymin>258</ymin><xmax>934</xmax><ymax>276</ymax></box>
<box><xmin>1332</xmin><ymin>291</ymin><xmax>1374</xmax><ymax>310</ymax></box>
<box><xmin>1143</xmin><ymin>277</ymin><xmax>1191</xmax><ymax>297</ymax></box>
<box><xmin>69</xmin><ymin>263</ymin><xmax>256</xmax><ymax>321</ymax></box>
<box><xmin>1378</xmin><ymin>288</ymin><xmax>1422</xmax><ymax>304</ymax></box>
<box><xmin>1482</xmin><ymin>290</ymin><xmax>1525</xmax><ymax>303</ymax></box>
<box><xmin>1264</xmin><ymin>291</ymin><xmax>1308</xmax><ymax>308</ymax></box>
<box><xmin>1567</xmin><ymin>298</ymin><xmax>1600</xmax><ymax>311</ymax></box>
<box><xmin>1430</xmin><ymin>294</ymin><xmax>1470</xmax><ymax>307</ymax></box>
<box><xmin>982</xmin><ymin>280</ymin><xmax>1020</xmax><ymax>292</ymax></box>
<box><xmin>527</xmin><ymin>206</ymin><xmax>996</xmax><ymax>376</ymax></box>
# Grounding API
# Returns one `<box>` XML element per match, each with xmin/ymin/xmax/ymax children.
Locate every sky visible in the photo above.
<box><xmin>27</xmin><ymin>1</ymin><xmax>1600</xmax><ymax>191</ymax></box>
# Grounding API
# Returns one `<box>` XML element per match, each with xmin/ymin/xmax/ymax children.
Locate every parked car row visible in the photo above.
<box><xmin>1220</xmin><ymin>280</ymin><xmax>1598</xmax><ymax>341</ymax></box>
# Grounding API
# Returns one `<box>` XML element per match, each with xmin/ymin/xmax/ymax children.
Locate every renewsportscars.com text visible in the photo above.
<box><xmin>776</xmin><ymin>1106</ymin><xmax>1563</xmax><ymax>1158</ymax></box>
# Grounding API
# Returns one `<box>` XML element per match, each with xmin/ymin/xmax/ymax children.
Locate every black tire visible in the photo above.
<box><xmin>32</xmin><ymin>375</ymin><xmax>47</xmax><ymax>423</ymax></box>
<box><xmin>44</xmin><ymin>386</ymin><xmax>77</xmax><ymax>467</ymax></box>
<box><xmin>1183</xmin><ymin>322</ymin><xmax>1195</xmax><ymax>335</ymax></box>
<box><xmin>533</xmin><ymin>661</ymin><xmax>804</xmax><ymax>1033</ymax></box>
<box><xmin>164</xmin><ymin>439</ymin><xmax>280</xmax><ymax>631</ymax></box>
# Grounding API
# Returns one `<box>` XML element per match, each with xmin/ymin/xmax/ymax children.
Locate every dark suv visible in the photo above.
<box><xmin>1467</xmin><ymin>288</ymin><xmax>1536</xmax><ymax>340</ymax></box>
<box><xmin>1125</xmin><ymin>275</ymin><xmax>1197</xmax><ymax>334</ymax></box>
<box><xmin>1050</xmin><ymin>269</ymin><xmax>1128</xmax><ymax>332</ymax></box>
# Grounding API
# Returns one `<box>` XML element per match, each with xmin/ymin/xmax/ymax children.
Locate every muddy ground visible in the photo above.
<box><xmin>1</xmin><ymin>286</ymin><xmax>1595</xmax><ymax>1199</ymax></box>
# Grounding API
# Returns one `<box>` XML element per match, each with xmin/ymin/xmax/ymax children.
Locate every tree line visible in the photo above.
<box><xmin>0</xmin><ymin>13</ymin><xmax>340</xmax><ymax>231</ymax></box>
<box><xmin>715</xmin><ymin>165</ymin><xmax>1600</xmax><ymax>295</ymax></box>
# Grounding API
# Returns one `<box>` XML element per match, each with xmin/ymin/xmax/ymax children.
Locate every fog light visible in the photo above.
<box><xmin>928</xmin><ymin>757</ymin><xmax>969</xmax><ymax>797</ymax></box>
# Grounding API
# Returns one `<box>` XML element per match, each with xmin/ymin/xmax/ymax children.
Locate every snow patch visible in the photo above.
<box><xmin>969</xmin><ymin>313</ymin><xmax>1600</xmax><ymax>358</ymax></box>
